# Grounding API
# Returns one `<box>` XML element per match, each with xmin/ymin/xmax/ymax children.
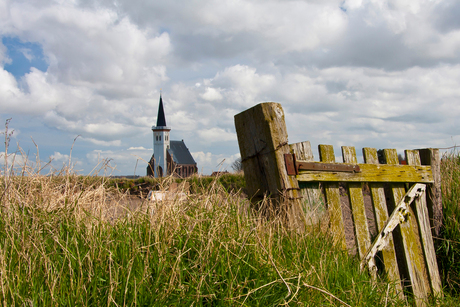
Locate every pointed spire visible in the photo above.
<box><xmin>156</xmin><ymin>94</ymin><xmax>167</xmax><ymax>127</ymax></box>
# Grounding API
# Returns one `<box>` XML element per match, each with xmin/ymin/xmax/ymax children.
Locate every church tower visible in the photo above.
<box><xmin>152</xmin><ymin>95</ymin><xmax>170</xmax><ymax>177</ymax></box>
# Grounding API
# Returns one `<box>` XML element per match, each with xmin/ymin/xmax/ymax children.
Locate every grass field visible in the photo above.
<box><xmin>0</xmin><ymin>150</ymin><xmax>459</xmax><ymax>306</ymax></box>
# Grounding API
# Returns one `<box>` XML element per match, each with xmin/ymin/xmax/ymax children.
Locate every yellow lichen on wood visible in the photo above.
<box><xmin>290</xmin><ymin>141</ymin><xmax>325</xmax><ymax>224</ymax></box>
<box><xmin>296</xmin><ymin>163</ymin><xmax>433</xmax><ymax>183</ymax></box>
<box><xmin>406</xmin><ymin>150</ymin><xmax>442</xmax><ymax>297</ymax></box>
<box><xmin>386</xmin><ymin>149</ymin><xmax>431</xmax><ymax>307</ymax></box>
<box><xmin>363</xmin><ymin>147</ymin><xmax>403</xmax><ymax>296</ymax></box>
<box><xmin>342</xmin><ymin>146</ymin><xmax>371</xmax><ymax>262</ymax></box>
<box><xmin>319</xmin><ymin>144</ymin><xmax>347</xmax><ymax>250</ymax></box>
<box><xmin>235</xmin><ymin>102</ymin><xmax>291</xmax><ymax>204</ymax></box>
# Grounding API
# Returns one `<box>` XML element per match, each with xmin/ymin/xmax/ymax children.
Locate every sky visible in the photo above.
<box><xmin>1</xmin><ymin>0</ymin><xmax>460</xmax><ymax>176</ymax></box>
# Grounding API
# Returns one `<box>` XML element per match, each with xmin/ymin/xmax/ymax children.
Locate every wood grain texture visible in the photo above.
<box><xmin>235</xmin><ymin>102</ymin><xmax>300</xmax><ymax>207</ymax></box>
<box><xmin>419</xmin><ymin>148</ymin><xmax>442</xmax><ymax>237</ymax></box>
<box><xmin>406</xmin><ymin>150</ymin><xmax>442</xmax><ymax>297</ymax></box>
<box><xmin>290</xmin><ymin>141</ymin><xmax>325</xmax><ymax>224</ymax></box>
<box><xmin>319</xmin><ymin>144</ymin><xmax>347</xmax><ymax>250</ymax></box>
<box><xmin>295</xmin><ymin>164</ymin><xmax>433</xmax><ymax>183</ymax></box>
<box><xmin>363</xmin><ymin>147</ymin><xmax>403</xmax><ymax>295</ymax></box>
<box><xmin>342</xmin><ymin>146</ymin><xmax>371</xmax><ymax>261</ymax></box>
<box><xmin>386</xmin><ymin>149</ymin><xmax>430</xmax><ymax>307</ymax></box>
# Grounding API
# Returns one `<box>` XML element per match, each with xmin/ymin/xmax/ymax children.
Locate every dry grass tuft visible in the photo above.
<box><xmin>0</xmin><ymin>136</ymin><xmax>424</xmax><ymax>305</ymax></box>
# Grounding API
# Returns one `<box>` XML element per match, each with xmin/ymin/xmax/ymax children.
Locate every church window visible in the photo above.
<box><xmin>159</xmin><ymin>136</ymin><xmax>161</xmax><ymax>141</ymax></box>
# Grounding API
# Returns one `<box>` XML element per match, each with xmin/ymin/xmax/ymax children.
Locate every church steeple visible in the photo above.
<box><xmin>156</xmin><ymin>95</ymin><xmax>167</xmax><ymax>127</ymax></box>
<box><xmin>147</xmin><ymin>92</ymin><xmax>197</xmax><ymax>178</ymax></box>
<box><xmin>151</xmin><ymin>94</ymin><xmax>171</xmax><ymax>178</ymax></box>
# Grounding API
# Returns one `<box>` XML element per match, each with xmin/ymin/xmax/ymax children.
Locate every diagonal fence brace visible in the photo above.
<box><xmin>360</xmin><ymin>183</ymin><xmax>426</xmax><ymax>273</ymax></box>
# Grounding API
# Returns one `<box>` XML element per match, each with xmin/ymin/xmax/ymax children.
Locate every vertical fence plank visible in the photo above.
<box><xmin>290</xmin><ymin>141</ymin><xmax>325</xmax><ymax>224</ymax></box>
<box><xmin>385</xmin><ymin>149</ymin><xmax>430</xmax><ymax>306</ymax></box>
<box><xmin>342</xmin><ymin>147</ymin><xmax>372</xmax><ymax>264</ymax></box>
<box><xmin>406</xmin><ymin>150</ymin><xmax>442</xmax><ymax>297</ymax></box>
<box><xmin>235</xmin><ymin>103</ymin><xmax>301</xmax><ymax>210</ymax></box>
<box><xmin>363</xmin><ymin>148</ymin><xmax>403</xmax><ymax>294</ymax></box>
<box><xmin>319</xmin><ymin>144</ymin><xmax>347</xmax><ymax>250</ymax></box>
<box><xmin>418</xmin><ymin>148</ymin><xmax>442</xmax><ymax>237</ymax></box>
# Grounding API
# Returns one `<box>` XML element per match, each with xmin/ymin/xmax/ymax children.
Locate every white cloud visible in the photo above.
<box><xmin>0</xmin><ymin>151</ymin><xmax>24</xmax><ymax>168</ymax></box>
<box><xmin>50</xmin><ymin>151</ymin><xmax>69</xmax><ymax>163</ymax></box>
<box><xmin>201</xmin><ymin>87</ymin><xmax>223</xmax><ymax>101</ymax></box>
<box><xmin>128</xmin><ymin>146</ymin><xmax>148</xmax><ymax>151</ymax></box>
<box><xmin>80</xmin><ymin>137</ymin><xmax>122</xmax><ymax>147</ymax></box>
<box><xmin>19</xmin><ymin>47</ymin><xmax>34</xmax><ymax>61</ymax></box>
<box><xmin>0</xmin><ymin>68</ymin><xmax>23</xmax><ymax>105</ymax></box>
<box><xmin>0</xmin><ymin>1</ymin><xmax>171</xmax><ymax>146</ymax></box>
<box><xmin>85</xmin><ymin>148</ymin><xmax>152</xmax><ymax>175</ymax></box>
<box><xmin>176</xmin><ymin>0</ymin><xmax>347</xmax><ymax>52</ymax></box>
<box><xmin>192</xmin><ymin>151</ymin><xmax>241</xmax><ymax>174</ymax></box>
<box><xmin>0</xmin><ymin>41</ymin><xmax>10</xmax><ymax>65</ymax></box>
<box><xmin>192</xmin><ymin>151</ymin><xmax>213</xmax><ymax>168</ymax></box>
<box><xmin>1</xmin><ymin>0</ymin><xmax>460</xmax><ymax>175</ymax></box>
<box><xmin>197</xmin><ymin>127</ymin><xmax>236</xmax><ymax>143</ymax></box>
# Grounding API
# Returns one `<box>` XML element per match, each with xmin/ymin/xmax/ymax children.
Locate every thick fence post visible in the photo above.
<box><xmin>234</xmin><ymin>103</ymin><xmax>300</xmax><ymax>212</ymax></box>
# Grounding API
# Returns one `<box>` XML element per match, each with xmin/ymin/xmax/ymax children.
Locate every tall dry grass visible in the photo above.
<box><xmin>4</xmin><ymin>119</ymin><xmax>459</xmax><ymax>305</ymax></box>
<box><xmin>437</xmin><ymin>150</ymin><xmax>460</xmax><ymax>296</ymax></box>
<box><xmin>0</xmin><ymin>147</ymin><xmax>406</xmax><ymax>306</ymax></box>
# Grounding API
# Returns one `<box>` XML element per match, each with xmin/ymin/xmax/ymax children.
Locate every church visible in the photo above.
<box><xmin>147</xmin><ymin>95</ymin><xmax>198</xmax><ymax>178</ymax></box>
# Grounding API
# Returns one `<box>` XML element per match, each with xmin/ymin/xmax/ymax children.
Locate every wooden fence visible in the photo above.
<box><xmin>234</xmin><ymin>102</ymin><xmax>442</xmax><ymax>306</ymax></box>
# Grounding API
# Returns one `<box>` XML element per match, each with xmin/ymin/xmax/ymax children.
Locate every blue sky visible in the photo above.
<box><xmin>1</xmin><ymin>0</ymin><xmax>460</xmax><ymax>176</ymax></box>
<box><xmin>3</xmin><ymin>37</ymin><xmax>48</xmax><ymax>78</ymax></box>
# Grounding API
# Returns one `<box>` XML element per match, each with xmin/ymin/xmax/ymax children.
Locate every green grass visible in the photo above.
<box><xmin>1</xmin><ymin>172</ymin><xmax>402</xmax><ymax>306</ymax></box>
<box><xmin>437</xmin><ymin>151</ymin><xmax>460</xmax><ymax>297</ymax></box>
<box><xmin>1</xmin><ymin>150</ymin><xmax>460</xmax><ymax>305</ymax></box>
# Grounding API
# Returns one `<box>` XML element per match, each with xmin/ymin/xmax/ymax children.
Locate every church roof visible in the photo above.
<box><xmin>168</xmin><ymin>140</ymin><xmax>196</xmax><ymax>165</ymax></box>
<box><xmin>156</xmin><ymin>95</ymin><xmax>167</xmax><ymax>127</ymax></box>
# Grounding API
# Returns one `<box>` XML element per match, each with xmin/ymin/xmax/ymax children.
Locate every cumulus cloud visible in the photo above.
<box><xmin>192</xmin><ymin>151</ymin><xmax>240</xmax><ymax>174</ymax></box>
<box><xmin>1</xmin><ymin>0</ymin><xmax>460</xmax><ymax>175</ymax></box>
<box><xmin>0</xmin><ymin>151</ymin><xmax>23</xmax><ymax>167</ymax></box>
<box><xmin>85</xmin><ymin>148</ymin><xmax>153</xmax><ymax>175</ymax></box>
<box><xmin>197</xmin><ymin>127</ymin><xmax>236</xmax><ymax>143</ymax></box>
<box><xmin>48</xmin><ymin>151</ymin><xmax>84</xmax><ymax>171</ymax></box>
<box><xmin>18</xmin><ymin>47</ymin><xmax>34</xmax><ymax>61</ymax></box>
<box><xmin>50</xmin><ymin>151</ymin><xmax>70</xmax><ymax>163</ymax></box>
<box><xmin>201</xmin><ymin>87</ymin><xmax>223</xmax><ymax>101</ymax></box>
<box><xmin>128</xmin><ymin>146</ymin><xmax>148</xmax><ymax>151</ymax></box>
<box><xmin>1</xmin><ymin>1</ymin><xmax>171</xmax><ymax>147</ymax></box>
<box><xmin>0</xmin><ymin>41</ymin><xmax>10</xmax><ymax>65</ymax></box>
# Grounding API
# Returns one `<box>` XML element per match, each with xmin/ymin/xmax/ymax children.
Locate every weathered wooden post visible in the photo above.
<box><xmin>234</xmin><ymin>103</ymin><xmax>301</xmax><ymax>215</ymax></box>
<box><xmin>290</xmin><ymin>141</ymin><xmax>326</xmax><ymax>224</ymax></box>
<box><xmin>406</xmin><ymin>150</ymin><xmax>442</xmax><ymax>298</ymax></box>
<box><xmin>418</xmin><ymin>148</ymin><xmax>442</xmax><ymax>237</ymax></box>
